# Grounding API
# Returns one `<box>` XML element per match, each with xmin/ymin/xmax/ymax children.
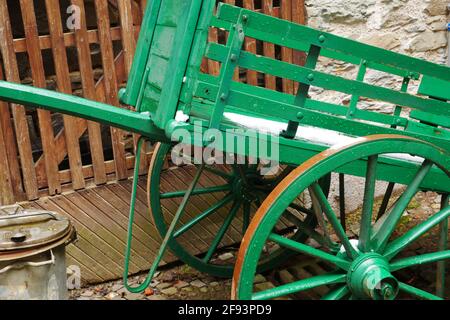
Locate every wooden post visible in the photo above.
<box><xmin>0</xmin><ymin>0</ymin><xmax>38</xmax><ymax>200</ymax></box>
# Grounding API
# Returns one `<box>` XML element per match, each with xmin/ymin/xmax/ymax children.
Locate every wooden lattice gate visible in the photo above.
<box><xmin>0</xmin><ymin>0</ymin><xmax>306</xmax><ymax>284</ymax></box>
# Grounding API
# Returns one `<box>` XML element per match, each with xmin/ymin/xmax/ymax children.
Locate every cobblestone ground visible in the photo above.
<box><xmin>69</xmin><ymin>191</ymin><xmax>448</xmax><ymax>300</ymax></box>
<box><xmin>69</xmin><ymin>265</ymin><xmax>238</xmax><ymax>300</ymax></box>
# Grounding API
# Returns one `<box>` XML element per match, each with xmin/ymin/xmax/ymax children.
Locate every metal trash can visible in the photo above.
<box><xmin>0</xmin><ymin>205</ymin><xmax>76</xmax><ymax>300</ymax></box>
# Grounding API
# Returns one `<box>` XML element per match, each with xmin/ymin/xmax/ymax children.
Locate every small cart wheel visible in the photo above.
<box><xmin>232</xmin><ymin>135</ymin><xmax>450</xmax><ymax>300</ymax></box>
<box><xmin>147</xmin><ymin>142</ymin><xmax>330</xmax><ymax>277</ymax></box>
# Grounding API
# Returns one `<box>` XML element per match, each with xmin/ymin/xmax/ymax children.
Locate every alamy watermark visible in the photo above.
<box><xmin>66</xmin><ymin>265</ymin><xmax>81</xmax><ymax>290</ymax></box>
<box><xmin>170</xmin><ymin>121</ymin><xmax>281</xmax><ymax>176</ymax></box>
<box><xmin>66</xmin><ymin>5</ymin><xmax>81</xmax><ymax>30</ymax></box>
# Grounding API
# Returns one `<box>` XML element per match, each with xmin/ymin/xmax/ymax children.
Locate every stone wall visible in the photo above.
<box><xmin>304</xmin><ymin>0</ymin><xmax>449</xmax><ymax>113</ymax></box>
<box><xmin>306</xmin><ymin>0</ymin><xmax>449</xmax><ymax>63</ymax></box>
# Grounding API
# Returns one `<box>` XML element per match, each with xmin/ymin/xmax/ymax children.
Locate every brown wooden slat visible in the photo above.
<box><xmin>243</xmin><ymin>0</ymin><xmax>258</xmax><ymax>86</ymax></box>
<box><xmin>20</xmin><ymin>0</ymin><xmax>61</xmax><ymax>196</ymax></box>
<box><xmin>140</xmin><ymin>0</ymin><xmax>147</xmax><ymax>14</ymax></box>
<box><xmin>12</xmin><ymin>26</ymin><xmax>135</xmax><ymax>53</ymax></box>
<box><xmin>208</xmin><ymin>29</ymin><xmax>221</xmax><ymax>76</ymax></box>
<box><xmin>281</xmin><ymin>0</ymin><xmax>294</xmax><ymax>94</ymax></box>
<box><xmin>34</xmin><ymin>52</ymin><xmax>127</xmax><ymax>187</ymax></box>
<box><xmin>0</xmin><ymin>0</ymin><xmax>38</xmax><ymax>200</ymax></box>
<box><xmin>0</xmin><ymin>68</ymin><xmax>23</xmax><ymax>201</ymax></box>
<box><xmin>94</xmin><ymin>0</ymin><xmax>128</xmax><ymax>180</ymax></box>
<box><xmin>117</xmin><ymin>0</ymin><xmax>136</xmax><ymax>76</ymax></box>
<box><xmin>45</xmin><ymin>0</ymin><xmax>85</xmax><ymax>190</ymax></box>
<box><xmin>291</xmin><ymin>0</ymin><xmax>307</xmax><ymax>93</ymax></box>
<box><xmin>262</xmin><ymin>0</ymin><xmax>277</xmax><ymax>90</ymax></box>
<box><xmin>117</xmin><ymin>0</ymin><xmax>148</xmax><ymax>174</ymax></box>
<box><xmin>71</xmin><ymin>0</ymin><xmax>107</xmax><ymax>186</ymax></box>
<box><xmin>0</xmin><ymin>117</ymin><xmax>14</xmax><ymax>205</ymax></box>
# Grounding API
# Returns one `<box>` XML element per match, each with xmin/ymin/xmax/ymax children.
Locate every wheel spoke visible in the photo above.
<box><xmin>268</xmin><ymin>233</ymin><xmax>351</xmax><ymax>270</ymax></box>
<box><xmin>311</xmin><ymin>182</ymin><xmax>358</xmax><ymax>259</ymax></box>
<box><xmin>173</xmin><ymin>193</ymin><xmax>234</xmax><ymax>238</ymax></box>
<box><xmin>160</xmin><ymin>184</ymin><xmax>231</xmax><ymax>199</ymax></box>
<box><xmin>288</xmin><ymin>202</ymin><xmax>314</xmax><ymax>216</ymax></box>
<box><xmin>437</xmin><ymin>193</ymin><xmax>449</xmax><ymax>298</ymax></box>
<box><xmin>309</xmin><ymin>187</ymin><xmax>336</xmax><ymax>249</ymax></box>
<box><xmin>321</xmin><ymin>285</ymin><xmax>350</xmax><ymax>300</ymax></box>
<box><xmin>383</xmin><ymin>206</ymin><xmax>450</xmax><ymax>260</ymax></box>
<box><xmin>359</xmin><ymin>155</ymin><xmax>378</xmax><ymax>252</ymax></box>
<box><xmin>371</xmin><ymin>160</ymin><xmax>433</xmax><ymax>252</ymax></box>
<box><xmin>376</xmin><ymin>182</ymin><xmax>395</xmax><ymax>220</ymax></box>
<box><xmin>399</xmin><ymin>282</ymin><xmax>443</xmax><ymax>300</ymax></box>
<box><xmin>283</xmin><ymin>211</ymin><xmax>339</xmax><ymax>251</ymax></box>
<box><xmin>204</xmin><ymin>165</ymin><xmax>234</xmax><ymax>180</ymax></box>
<box><xmin>203</xmin><ymin>200</ymin><xmax>242</xmax><ymax>263</ymax></box>
<box><xmin>390</xmin><ymin>250</ymin><xmax>450</xmax><ymax>272</ymax></box>
<box><xmin>252</xmin><ymin>274</ymin><xmax>346</xmax><ymax>300</ymax></box>
<box><xmin>145</xmin><ymin>165</ymin><xmax>205</xmax><ymax>283</ymax></box>
<box><xmin>339</xmin><ymin>173</ymin><xmax>346</xmax><ymax>231</ymax></box>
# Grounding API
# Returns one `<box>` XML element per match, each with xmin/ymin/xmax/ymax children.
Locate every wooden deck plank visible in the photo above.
<box><xmin>76</xmin><ymin>188</ymin><xmax>152</xmax><ymax>268</ymax></box>
<box><xmin>66</xmin><ymin>253</ymin><xmax>100</xmax><ymax>285</ymax></box>
<box><xmin>91</xmin><ymin>186</ymin><xmax>158</xmax><ymax>250</ymax></box>
<box><xmin>36</xmin><ymin>196</ymin><xmax>127</xmax><ymax>277</ymax></box>
<box><xmin>127</xmin><ymin>176</ymin><xmax>210</xmax><ymax>254</ymax></box>
<box><xmin>64</xmin><ymin>190</ymin><xmax>147</xmax><ymax>270</ymax></box>
<box><xmin>106</xmin><ymin>182</ymin><xmax>176</xmax><ymax>262</ymax></box>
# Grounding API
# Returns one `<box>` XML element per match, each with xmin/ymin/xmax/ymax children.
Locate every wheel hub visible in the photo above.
<box><xmin>231</xmin><ymin>172</ymin><xmax>260</xmax><ymax>203</ymax></box>
<box><xmin>347</xmin><ymin>253</ymin><xmax>399</xmax><ymax>300</ymax></box>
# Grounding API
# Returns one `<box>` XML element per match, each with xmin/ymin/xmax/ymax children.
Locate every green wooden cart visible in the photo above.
<box><xmin>0</xmin><ymin>0</ymin><xmax>449</xmax><ymax>300</ymax></box>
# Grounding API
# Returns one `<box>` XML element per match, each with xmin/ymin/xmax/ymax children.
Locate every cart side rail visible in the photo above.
<box><xmin>186</xmin><ymin>3</ymin><xmax>449</xmax><ymax>151</ymax></box>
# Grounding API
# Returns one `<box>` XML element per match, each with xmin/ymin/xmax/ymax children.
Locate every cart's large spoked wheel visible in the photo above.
<box><xmin>148</xmin><ymin>143</ymin><xmax>330</xmax><ymax>277</ymax></box>
<box><xmin>232</xmin><ymin>135</ymin><xmax>450</xmax><ymax>300</ymax></box>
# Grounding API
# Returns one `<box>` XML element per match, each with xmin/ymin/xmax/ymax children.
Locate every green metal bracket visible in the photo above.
<box><xmin>208</xmin><ymin>11</ymin><xmax>246</xmax><ymax>132</ymax></box>
<box><xmin>282</xmin><ymin>45</ymin><xmax>321</xmax><ymax>138</ymax></box>
<box><xmin>346</xmin><ymin>59</ymin><xmax>368</xmax><ymax>118</ymax></box>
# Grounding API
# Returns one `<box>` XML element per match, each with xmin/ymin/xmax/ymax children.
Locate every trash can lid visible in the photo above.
<box><xmin>0</xmin><ymin>206</ymin><xmax>72</xmax><ymax>252</ymax></box>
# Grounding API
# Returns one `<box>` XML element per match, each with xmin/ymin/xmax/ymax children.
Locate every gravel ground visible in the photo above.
<box><xmin>70</xmin><ymin>265</ymin><xmax>235</xmax><ymax>300</ymax></box>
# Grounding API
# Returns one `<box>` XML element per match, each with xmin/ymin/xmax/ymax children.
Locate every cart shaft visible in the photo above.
<box><xmin>0</xmin><ymin>81</ymin><xmax>168</xmax><ymax>142</ymax></box>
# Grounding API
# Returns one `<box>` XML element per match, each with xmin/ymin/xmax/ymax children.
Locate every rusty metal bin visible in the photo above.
<box><xmin>0</xmin><ymin>206</ymin><xmax>76</xmax><ymax>300</ymax></box>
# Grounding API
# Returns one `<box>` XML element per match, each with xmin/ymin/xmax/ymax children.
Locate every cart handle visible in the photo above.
<box><xmin>0</xmin><ymin>250</ymin><xmax>55</xmax><ymax>275</ymax></box>
<box><xmin>123</xmin><ymin>137</ymin><xmax>205</xmax><ymax>293</ymax></box>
